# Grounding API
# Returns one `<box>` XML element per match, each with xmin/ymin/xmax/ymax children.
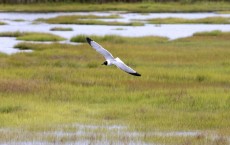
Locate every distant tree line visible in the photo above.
<box><xmin>0</xmin><ymin>0</ymin><xmax>228</xmax><ymax>3</ymax></box>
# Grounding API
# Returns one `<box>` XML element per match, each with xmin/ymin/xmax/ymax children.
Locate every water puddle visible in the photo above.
<box><xmin>1</xmin><ymin>124</ymin><xmax>207</xmax><ymax>145</ymax></box>
<box><xmin>0</xmin><ymin>12</ymin><xmax>230</xmax><ymax>54</ymax></box>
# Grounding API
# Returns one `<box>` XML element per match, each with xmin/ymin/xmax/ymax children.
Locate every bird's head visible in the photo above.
<box><xmin>102</xmin><ymin>61</ymin><xmax>108</xmax><ymax>65</ymax></box>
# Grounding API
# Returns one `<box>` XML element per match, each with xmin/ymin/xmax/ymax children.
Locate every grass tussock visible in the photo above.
<box><xmin>0</xmin><ymin>21</ymin><xmax>6</xmax><ymax>25</ymax></box>
<box><xmin>14</xmin><ymin>42</ymin><xmax>78</xmax><ymax>51</ymax></box>
<box><xmin>50</xmin><ymin>27</ymin><xmax>73</xmax><ymax>31</ymax></box>
<box><xmin>0</xmin><ymin>31</ymin><xmax>22</xmax><ymax>37</ymax></box>
<box><xmin>0</xmin><ymin>31</ymin><xmax>230</xmax><ymax>144</ymax></box>
<box><xmin>0</xmin><ymin>31</ymin><xmax>65</xmax><ymax>41</ymax></box>
<box><xmin>147</xmin><ymin>16</ymin><xmax>230</xmax><ymax>24</ymax></box>
<box><xmin>12</xmin><ymin>19</ymin><xmax>25</xmax><ymax>22</ymax></box>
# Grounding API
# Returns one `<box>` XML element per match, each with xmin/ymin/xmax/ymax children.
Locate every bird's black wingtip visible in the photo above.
<box><xmin>129</xmin><ymin>72</ymin><xmax>141</xmax><ymax>76</ymax></box>
<box><xmin>86</xmin><ymin>37</ymin><xmax>92</xmax><ymax>44</ymax></box>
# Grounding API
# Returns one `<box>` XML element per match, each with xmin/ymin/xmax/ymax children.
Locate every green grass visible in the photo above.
<box><xmin>194</xmin><ymin>30</ymin><xmax>230</xmax><ymax>36</ymax></box>
<box><xmin>36</xmin><ymin>14</ymin><xmax>120</xmax><ymax>22</ymax></box>
<box><xmin>0</xmin><ymin>21</ymin><xmax>6</xmax><ymax>25</ymax></box>
<box><xmin>0</xmin><ymin>31</ymin><xmax>66</xmax><ymax>41</ymax></box>
<box><xmin>0</xmin><ymin>31</ymin><xmax>23</xmax><ymax>37</ymax></box>
<box><xmin>12</xmin><ymin>19</ymin><xmax>25</xmax><ymax>22</ymax></box>
<box><xmin>70</xmin><ymin>34</ymin><xmax>126</xmax><ymax>43</ymax></box>
<box><xmin>50</xmin><ymin>27</ymin><xmax>73</xmax><ymax>31</ymax></box>
<box><xmin>0</xmin><ymin>2</ymin><xmax>230</xmax><ymax>13</ymax></box>
<box><xmin>217</xmin><ymin>11</ymin><xmax>230</xmax><ymax>14</ymax></box>
<box><xmin>0</xmin><ymin>31</ymin><xmax>230</xmax><ymax>144</ymax></box>
<box><xmin>37</xmin><ymin>14</ymin><xmax>143</xmax><ymax>26</ymax></box>
<box><xmin>147</xmin><ymin>16</ymin><xmax>230</xmax><ymax>24</ymax></box>
<box><xmin>113</xmin><ymin>27</ymin><xmax>126</xmax><ymax>30</ymax></box>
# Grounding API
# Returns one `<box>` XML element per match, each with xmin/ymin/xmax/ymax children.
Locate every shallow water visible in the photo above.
<box><xmin>0</xmin><ymin>37</ymin><xmax>32</xmax><ymax>54</ymax></box>
<box><xmin>2</xmin><ymin>123</ymin><xmax>228</xmax><ymax>145</ymax></box>
<box><xmin>0</xmin><ymin>124</ymin><xmax>203</xmax><ymax>145</ymax></box>
<box><xmin>0</xmin><ymin>12</ymin><xmax>230</xmax><ymax>54</ymax></box>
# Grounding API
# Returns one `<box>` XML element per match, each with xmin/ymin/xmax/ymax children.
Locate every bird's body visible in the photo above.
<box><xmin>86</xmin><ymin>37</ymin><xmax>141</xmax><ymax>76</ymax></box>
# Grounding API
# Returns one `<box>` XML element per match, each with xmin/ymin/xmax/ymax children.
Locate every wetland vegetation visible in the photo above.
<box><xmin>0</xmin><ymin>2</ymin><xmax>230</xmax><ymax>13</ymax></box>
<box><xmin>36</xmin><ymin>14</ymin><xmax>144</xmax><ymax>26</ymax></box>
<box><xmin>0</xmin><ymin>31</ymin><xmax>230</xmax><ymax>144</ymax></box>
<box><xmin>0</xmin><ymin>31</ymin><xmax>66</xmax><ymax>41</ymax></box>
<box><xmin>0</xmin><ymin>0</ymin><xmax>230</xmax><ymax>144</ymax></box>
<box><xmin>147</xmin><ymin>16</ymin><xmax>230</xmax><ymax>24</ymax></box>
<box><xmin>0</xmin><ymin>21</ymin><xmax>6</xmax><ymax>25</ymax></box>
<box><xmin>50</xmin><ymin>27</ymin><xmax>73</xmax><ymax>31</ymax></box>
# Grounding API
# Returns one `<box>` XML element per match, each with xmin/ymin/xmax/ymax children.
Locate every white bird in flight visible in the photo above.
<box><xmin>86</xmin><ymin>37</ymin><xmax>141</xmax><ymax>76</ymax></box>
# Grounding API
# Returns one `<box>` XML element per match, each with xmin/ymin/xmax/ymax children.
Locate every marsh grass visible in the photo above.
<box><xmin>194</xmin><ymin>30</ymin><xmax>230</xmax><ymax>36</ymax></box>
<box><xmin>113</xmin><ymin>27</ymin><xmax>126</xmax><ymax>30</ymax></box>
<box><xmin>12</xmin><ymin>19</ymin><xmax>25</xmax><ymax>22</ymax></box>
<box><xmin>36</xmin><ymin>14</ymin><xmax>143</xmax><ymax>26</ymax></box>
<box><xmin>217</xmin><ymin>10</ymin><xmax>230</xmax><ymax>14</ymax></box>
<box><xmin>70</xmin><ymin>34</ymin><xmax>125</xmax><ymax>43</ymax></box>
<box><xmin>18</xmin><ymin>33</ymin><xmax>65</xmax><ymax>41</ymax></box>
<box><xmin>36</xmin><ymin>14</ymin><xmax>120</xmax><ymax>23</ymax></box>
<box><xmin>0</xmin><ymin>2</ymin><xmax>230</xmax><ymax>13</ymax></box>
<box><xmin>0</xmin><ymin>31</ymin><xmax>230</xmax><ymax>144</ymax></box>
<box><xmin>147</xmin><ymin>16</ymin><xmax>230</xmax><ymax>24</ymax></box>
<box><xmin>0</xmin><ymin>31</ymin><xmax>22</xmax><ymax>37</ymax></box>
<box><xmin>0</xmin><ymin>106</ymin><xmax>23</xmax><ymax>114</ymax></box>
<box><xmin>50</xmin><ymin>27</ymin><xmax>73</xmax><ymax>31</ymax></box>
<box><xmin>0</xmin><ymin>21</ymin><xmax>6</xmax><ymax>25</ymax></box>
<box><xmin>0</xmin><ymin>31</ymin><xmax>65</xmax><ymax>41</ymax></box>
<box><xmin>72</xmin><ymin>19</ymin><xmax>143</xmax><ymax>26</ymax></box>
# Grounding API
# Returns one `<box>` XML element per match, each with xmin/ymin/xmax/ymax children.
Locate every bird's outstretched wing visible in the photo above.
<box><xmin>86</xmin><ymin>37</ymin><xmax>114</xmax><ymax>60</ymax></box>
<box><xmin>114</xmin><ymin>57</ymin><xmax>141</xmax><ymax>76</ymax></box>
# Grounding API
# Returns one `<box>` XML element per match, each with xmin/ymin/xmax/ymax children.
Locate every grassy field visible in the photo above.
<box><xmin>0</xmin><ymin>31</ymin><xmax>230</xmax><ymax>144</ymax></box>
<box><xmin>0</xmin><ymin>2</ymin><xmax>230</xmax><ymax>13</ymax></box>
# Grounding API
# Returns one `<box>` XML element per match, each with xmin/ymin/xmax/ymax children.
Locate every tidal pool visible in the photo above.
<box><xmin>0</xmin><ymin>12</ymin><xmax>230</xmax><ymax>54</ymax></box>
